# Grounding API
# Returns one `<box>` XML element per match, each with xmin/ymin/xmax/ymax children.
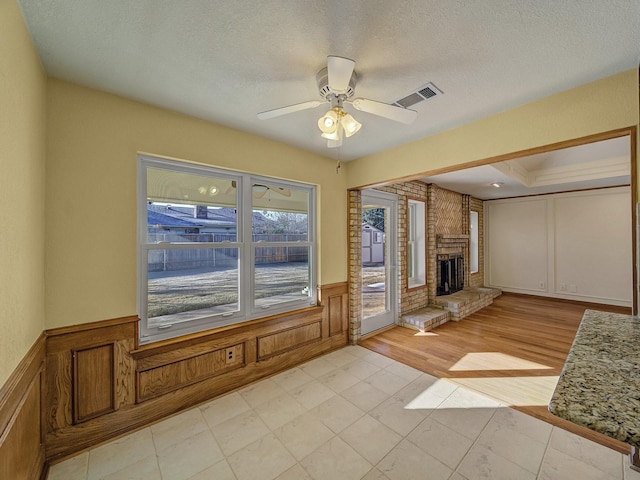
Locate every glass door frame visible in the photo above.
<box><xmin>360</xmin><ymin>189</ymin><xmax>398</xmax><ymax>335</ymax></box>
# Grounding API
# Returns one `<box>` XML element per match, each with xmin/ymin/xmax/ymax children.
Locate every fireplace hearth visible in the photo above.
<box><xmin>437</xmin><ymin>252</ymin><xmax>464</xmax><ymax>296</ymax></box>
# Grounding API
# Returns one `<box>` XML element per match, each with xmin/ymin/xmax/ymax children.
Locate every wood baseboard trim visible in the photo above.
<box><xmin>499</xmin><ymin>291</ymin><xmax>632</xmax><ymax>314</ymax></box>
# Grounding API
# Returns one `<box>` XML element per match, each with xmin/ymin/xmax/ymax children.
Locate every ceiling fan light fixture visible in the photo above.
<box><xmin>341</xmin><ymin>113</ymin><xmax>361</xmax><ymax>137</ymax></box>
<box><xmin>318</xmin><ymin>109</ymin><xmax>339</xmax><ymax>134</ymax></box>
<box><xmin>321</xmin><ymin>128</ymin><xmax>341</xmax><ymax>141</ymax></box>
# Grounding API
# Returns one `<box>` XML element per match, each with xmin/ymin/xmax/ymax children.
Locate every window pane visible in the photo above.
<box><xmin>470</xmin><ymin>211</ymin><xmax>479</xmax><ymax>273</ymax></box>
<box><xmin>408</xmin><ymin>243</ymin><xmax>414</xmax><ymax>278</ymax></box>
<box><xmin>407</xmin><ymin>199</ymin><xmax>426</xmax><ymax>287</ymax></box>
<box><xmin>146</xmin><ymin>167</ymin><xmax>238</xmax><ymax>243</ymax></box>
<box><xmin>408</xmin><ymin>203</ymin><xmax>416</xmax><ymax>242</ymax></box>
<box><xmin>252</xmin><ymin>182</ymin><xmax>309</xmax><ymax>238</ymax></box>
<box><xmin>147</xmin><ymin>248</ymin><xmax>239</xmax><ymax>327</ymax></box>
<box><xmin>254</xmin><ymin>247</ymin><xmax>311</xmax><ymax>308</ymax></box>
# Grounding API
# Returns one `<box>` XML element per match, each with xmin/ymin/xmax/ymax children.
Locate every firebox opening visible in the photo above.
<box><xmin>437</xmin><ymin>252</ymin><xmax>464</xmax><ymax>296</ymax></box>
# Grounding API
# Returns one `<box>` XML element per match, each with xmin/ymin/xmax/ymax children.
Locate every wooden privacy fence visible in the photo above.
<box><xmin>148</xmin><ymin>233</ymin><xmax>308</xmax><ymax>271</ymax></box>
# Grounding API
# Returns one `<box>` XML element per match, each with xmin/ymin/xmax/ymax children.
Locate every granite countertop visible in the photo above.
<box><xmin>549</xmin><ymin>309</ymin><xmax>640</xmax><ymax>447</ymax></box>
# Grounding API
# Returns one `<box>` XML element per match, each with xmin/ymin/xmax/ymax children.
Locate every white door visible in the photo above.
<box><xmin>361</xmin><ymin>190</ymin><xmax>397</xmax><ymax>335</ymax></box>
<box><xmin>362</xmin><ymin>229</ymin><xmax>372</xmax><ymax>263</ymax></box>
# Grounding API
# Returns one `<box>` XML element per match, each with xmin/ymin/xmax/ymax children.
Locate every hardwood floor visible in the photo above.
<box><xmin>360</xmin><ymin>292</ymin><xmax>633</xmax><ymax>453</ymax></box>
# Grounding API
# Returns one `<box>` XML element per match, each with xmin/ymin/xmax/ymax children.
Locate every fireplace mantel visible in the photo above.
<box><xmin>436</xmin><ymin>234</ymin><xmax>469</xmax><ymax>248</ymax></box>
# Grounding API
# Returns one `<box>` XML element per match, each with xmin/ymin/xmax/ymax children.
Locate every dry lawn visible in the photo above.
<box><xmin>148</xmin><ymin>262</ymin><xmax>388</xmax><ymax>320</ymax></box>
<box><xmin>148</xmin><ymin>262</ymin><xmax>308</xmax><ymax>317</ymax></box>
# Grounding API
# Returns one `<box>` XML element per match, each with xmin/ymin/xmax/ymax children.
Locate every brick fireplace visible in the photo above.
<box><xmin>427</xmin><ymin>185</ymin><xmax>475</xmax><ymax>300</ymax></box>
<box><xmin>421</xmin><ymin>184</ymin><xmax>501</xmax><ymax>322</ymax></box>
<box><xmin>348</xmin><ymin>182</ymin><xmax>490</xmax><ymax>341</ymax></box>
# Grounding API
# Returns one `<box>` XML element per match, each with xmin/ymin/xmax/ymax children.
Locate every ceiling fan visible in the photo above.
<box><xmin>257</xmin><ymin>56</ymin><xmax>418</xmax><ymax>148</ymax></box>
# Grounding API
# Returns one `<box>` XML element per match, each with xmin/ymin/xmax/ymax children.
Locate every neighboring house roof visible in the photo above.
<box><xmin>147</xmin><ymin>204</ymin><xmax>274</xmax><ymax>230</ymax></box>
<box><xmin>147</xmin><ymin>210</ymin><xmax>199</xmax><ymax>228</ymax></box>
<box><xmin>362</xmin><ymin>223</ymin><xmax>382</xmax><ymax>232</ymax></box>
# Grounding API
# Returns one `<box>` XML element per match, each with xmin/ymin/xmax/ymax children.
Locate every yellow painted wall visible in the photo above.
<box><xmin>45</xmin><ymin>80</ymin><xmax>346</xmax><ymax>329</ymax></box>
<box><xmin>0</xmin><ymin>0</ymin><xmax>46</xmax><ymax>385</ymax></box>
<box><xmin>346</xmin><ymin>69</ymin><xmax>639</xmax><ymax>189</ymax></box>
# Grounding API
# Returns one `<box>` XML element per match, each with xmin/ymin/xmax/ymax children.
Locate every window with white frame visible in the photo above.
<box><xmin>138</xmin><ymin>155</ymin><xmax>316</xmax><ymax>343</ymax></box>
<box><xmin>470</xmin><ymin>210</ymin><xmax>479</xmax><ymax>274</ymax></box>
<box><xmin>407</xmin><ymin>199</ymin><xmax>426</xmax><ymax>287</ymax></box>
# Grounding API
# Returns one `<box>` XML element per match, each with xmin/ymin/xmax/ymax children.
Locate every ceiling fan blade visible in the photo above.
<box><xmin>351</xmin><ymin>98</ymin><xmax>418</xmax><ymax>125</ymax></box>
<box><xmin>272</xmin><ymin>187</ymin><xmax>292</xmax><ymax>197</ymax></box>
<box><xmin>252</xmin><ymin>184</ymin><xmax>268</xmax><ymax>198</ymax></box>
<box><xmin>327</xmin><ymin>56</ymin><xmax>355</xmax><ymax>94</ymax></box>
<box><xmin>257</xmin><ymin>100</ymin><xmax>323</xmax><ymax>120</ymax></box>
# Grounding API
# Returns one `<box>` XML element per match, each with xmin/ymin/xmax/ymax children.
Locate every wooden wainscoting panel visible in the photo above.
<box><xmin>0</xmin><ymin>333</ymin><xmax>45</xmax><ymax>441</ymax></box>
<box><xmin>319</xmin><ymin>282</ymin><xmax>349</xmax><ymax>338</ymax></box>
<box><xmin>73</xmin><ymin>343</ymin><xmax>115</xmax><ymax>423</ymax></box>
<box><xmin>257</xmin><ymin>321</ymin><xmax>321</xmax><ymax>360</ymax></box>
<box><xmin>133</xmin><ymin>307</ymin><xmax>324</xmax><ymax>359</ymax></box>
<box><xmin>47</xmin><ymin>317</ymin><xmax>138</xmax><ymax>354</ymax></box>
<box><xmin>137</xmin><ymin>343</ymin><xmax>244</xmax><ymax>401</ymax></box>
<box><xmin>45</xmin><ymin>327</ymin><xmax>347</xmax><ymax>460</ymax></box>
<box><xmin>0</xmin><ymin>376</ymin><xmax>45</xmax><ymax>480</ymax></box>
<box><xmin>45</xmin><ymin>320</ymin><xmax>137</xmax><ymax>436</ymax></box>
<box><xmin>328</xmin><ymin>294</ymin><xmax>346</xmax><ymax>336</ymax></box>
<box><xmin>136</xmin><ymin>337</ymin><xmax>243</xmax><ymax>371</ymax></box>
<box><xmin>44</xmin><ymin>304</ymin><xmax>348</xmax><ymax>461</ymax></box>
<box><xmin>114</xmin><ymin>338</ymin><xmax>136</xmax><ymax>409</ymax></box>
<box><xmin>0</xmin><ymin>334</ymin><xmax>46</xmax><ymax>480</ymax></box>
<box><xmin>44</xmin><ymin>350</ymin><xmax>73</xmax><ymax>435</ymax></box>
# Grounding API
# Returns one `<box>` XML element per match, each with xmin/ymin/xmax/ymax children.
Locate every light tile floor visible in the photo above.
<box><xmin>48</xmin><ymin>345</ymin><xmax>640</xmax><ymax>480</ymax></box>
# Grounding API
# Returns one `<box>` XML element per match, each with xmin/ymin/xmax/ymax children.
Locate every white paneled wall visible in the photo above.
<box><xmin>486</xmin><ymin>199</ymin><xmax>549</xmax><ymax>293</ymax></box>
<box><xmin>485</xmin><ymin>187</ymin><xmax>632</xmax><ymax>306</ymax></box>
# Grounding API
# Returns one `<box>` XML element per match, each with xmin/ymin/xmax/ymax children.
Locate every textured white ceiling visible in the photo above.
<box><xmin>17</xmin><ymin>0</ymin><xmax>640</xmax><ymax>165</ymax></box>
<box><xmin>423</xmin><ymin>136</ymin><xmax>631</xmax><ymax>199</ymax></box>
